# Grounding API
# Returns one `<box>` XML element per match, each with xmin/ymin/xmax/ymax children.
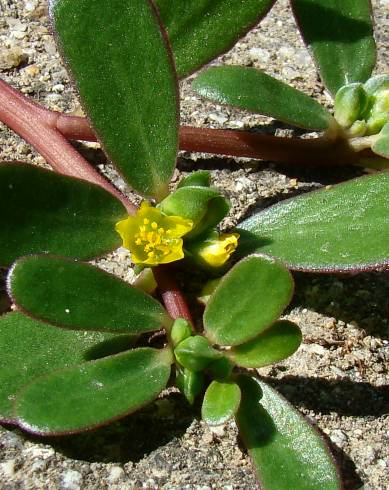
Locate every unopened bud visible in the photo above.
<box><xmin>334</xmin><ymin>83</ymin><xmax>369</xmax><ymax>128</ymax></box>
<box><xmin>365</xmin><ymin>89</ymin><xmax>389</xmax><ymax>135</ymax></box>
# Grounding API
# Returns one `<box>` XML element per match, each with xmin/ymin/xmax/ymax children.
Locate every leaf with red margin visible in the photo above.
<box><xmin>236</xmin><ymin>376</ymin><xmax>341</xmax><ymax>490</ymax></box>
<box><xmin>237</xmin><ymin>172</ymin><xmax>389</xmax><ymax>272</ymax></box>
<box><xmin>50</xmin><ymin>0</ymin><xmax>179</xmax><ymax>200</ymax></box>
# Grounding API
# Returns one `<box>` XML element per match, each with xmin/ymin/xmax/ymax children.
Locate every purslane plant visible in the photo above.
<box><xmin>0</xmin><ymin>0</ymin><xmax>388</xmax><ymax>489</ymax></box>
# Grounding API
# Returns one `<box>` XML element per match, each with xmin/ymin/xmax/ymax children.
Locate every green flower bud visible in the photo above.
<box><xmin>170</xmin><ymin>318</ymin><xmax>192</xmax><ymax>346</ymax></box>
<box><xmin>174</xmin><ymin>335</ymin><xmax>223</xmax><ymax>372</ymax></box>
<box><xmin>176</xmin><ymin>367</ymin><xmax>204</xmax><ymax>405</ymax></box>
<box><xmin>365</xmin><ymin>89</ymin><xmax>389</xmax><ymax>135</ymax></box>
<box><xmin>334</xmin><ymin>83</ymin><xmax>369</xmax><ymax>128</ymax></box>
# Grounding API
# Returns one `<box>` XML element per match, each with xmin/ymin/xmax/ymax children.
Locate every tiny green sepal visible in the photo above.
<box><xmin>202</xmin><ymin>380</ymin><xmax>241</xmax><ymax>426</ymax></box>
<box><xmin>159</xmin><ymin>186</ymin><xmax>230</xmax><ymax>241</ymax></box>
<box><xmin>176</xmin><ymin>367</ymin><xmax>204</xmax><ymax>405</ymax></box>
<box><xmin>174</xmin><ymin>336</ymin><xmax>223</xmax><ymax>372</ymax></box>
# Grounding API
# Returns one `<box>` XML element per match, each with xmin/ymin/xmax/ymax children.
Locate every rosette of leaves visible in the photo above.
<box><xmin>0</xmin><ymin>0</ymin><xmax>388</xmax><ymax>489</ymax></box>
<box><xmin>2</xmin><ymin>251</ymin><xmax>341</xmax><ymax>489</ymax></box>
<box><xmin>192</xmin><ymin>0</ymin><xmax>389</xmax><ymax>162</ymax></box>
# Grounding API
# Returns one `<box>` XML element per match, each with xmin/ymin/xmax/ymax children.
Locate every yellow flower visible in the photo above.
<box><xmin>115</xmin><ymin>201</ymin><xmax>193</xmax><ymax>265</ymax></box>
<box><xmin>197</xmin><ymin>233</ymin><xmax>239</xmax><ymax>267</ymax></box>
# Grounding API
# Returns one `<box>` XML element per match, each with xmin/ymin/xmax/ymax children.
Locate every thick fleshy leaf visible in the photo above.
<box><xmin>236</xmin><ymin>376</ymin><xmax>341</xmax><ymax>490</ymax></box>
<box><xmin>160</xmin><ymin>186</ymin><xmax>229</xmax><ymax>240</ymax></box>
<box><xmin>174</xmin><ymin>336</ymin><xmax>223</xmax><ymax>372</ymax></box>
<box><xmin>176</xmin><ymin>367</ymin><xmax>204</xmax><ymax>405</ymax></box>
<box><xmin>237</xmin><ymin>173</ymin><xmax>389</xmax><ymax>272</ymax></box>
<box><xmin>50</xmin><ymin>0</ymin><xmax>178</xmax><ymax>200</ymax></box>
<box><xmin>15</xmin><ymin>347</ymin><xmax>172</xmax><ymax>435</ymax></box>
<box><xmin>0</xmin><ymin>312</ymin><xmax>134</xmax><ymax>421</ymax></box>
<box><xmin>204</xmin><ymin>255</ymin><xmax>294</xmax><ymax>346</ymax></box>
<box><xmin>177</xmin><ymin>170</ymin><xmax>211</xmax><ymax>189</ymax></box>
<box><xmin>156</xmin><ymin>0</ymin><xmax>276</xmax><ymax>78</ymax></box>
<box><xmin>229</xmin><ymin>320</ymin><xmax>302</xmax><ymax>368</ymax></box>
<box><xmin>372</xmin><ymin>123</ymin><xmax>389</xmax><ymax>158</ymax></box>
<box><xmin>202</xmin><ymin>380</ymin><xmax>241</xmax><ymax>426</ymax></box>
<box><xmin>0</xmin><ymin>164</ymin><xmax>125</xmax><ymax>267</ymax></box>
<box><xmin>9</xmin><ymin>255</ymin><xmax>171</xmax><ymax>333</ymax></box>
<box><xmin>192</xmin><ymin>66</ymin><xmax>333</xmax><ymax>130</ymax></box>
<box><xmin>292</xmin><ymin>0</ymin><xmax>376</xmax><ymax>96</ymax></box>
<box><xmin>372</xmin><ymin>136</ymin><xmax>389</xmax><ymax>159</ymax></box>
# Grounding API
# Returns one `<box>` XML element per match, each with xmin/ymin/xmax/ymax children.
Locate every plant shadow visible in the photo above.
<box><xmin>262</xmin><ymin>376</ymin><xmax>388</xmax><ymax>417</ymax></box>
<box><xmin>291</xmin><ymin>271</ymin><xmax>389</xmax><ymax>339</ymax></box>
<box><xmin>16</xmin><ymin>392</ymin><xmax>194</xmax><ymax>464</ymax></box>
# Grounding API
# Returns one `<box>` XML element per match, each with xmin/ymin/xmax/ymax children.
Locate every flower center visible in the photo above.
<box><xmin>134</xmin><ymin>218</ymin><xmax>175</xmax><ymax>260</ymax></box>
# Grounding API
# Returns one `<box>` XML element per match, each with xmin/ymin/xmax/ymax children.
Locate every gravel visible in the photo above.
<box><xmin>0</xmin><ymin>0</ymin><xmax>388</xmax><ymax>489</ymax></box>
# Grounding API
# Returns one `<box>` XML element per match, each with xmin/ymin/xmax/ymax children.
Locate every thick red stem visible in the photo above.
<box><xmin>54</xmin><ymin>113</ymin><xmax>359</xmax><ymax>165</ymax></box>
<box><xmin>0</xmin><ymin>79</ymin><xmax>135</xmax><ymax>213</ymax></box>
<box><xmin>153</xmin><ymin>266</ymin><xmax>193</xmax><ymax>325</ymax></box>
<box><xmin>0</xmin><ymin>79</ymin><xmax>192</xmax><ymax>326</ymax></box>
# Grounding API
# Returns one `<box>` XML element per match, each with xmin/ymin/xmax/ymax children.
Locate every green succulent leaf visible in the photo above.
<box><xmin>0</xmin><ymin>312</ymin><xmax>134</xmax><ymax>421</ymax></box>
<box><xmin>50</xmin><ymin>0</ymin><xmax>178</xmax><ymax>200</ymax></box>
<box><xmin>174</xmin><ymin>336</ymin><xmax>223</xmax><ymax>371</ymax></box>
<box><xmin>236</xmin><ymin>376</ymin><xmax>341</xmax><ymax>490</ymax></box>
<box><xmin>177</xmin><ymin>170</ymin><xmax>211</xmax><ymax>189</ymax></box>
<box><xmin>291</xmin><ymin>0</ymin><xmax>376</xmax><ymax>96</ymax></box>
<box><xmin>9</xmin><ymin>255</ymin><xmax>171</xmax><ymax>333</ymax></box>
<box><xmin>176</xmin><ymin>367</ymin><xmax>204</xmax><ymax>405</ymax></box>
<box><xmin>0</xmin><ymin>164</ymin><xmax>125</xmax><ymax>267</ymax></box>
<box><xmin>202</xmin><ymin>380</ymin><xmax>241</xmax><ymax>426</ymax></box>
<box><xmin>371</xmin><ymin>123</ymin><xmax>389</xmax><ymax>158</ymax></box>
<box><xmin>372</xmin><ymin>136</ymin><xmax>389</xmax><ymax>159</ymax></box>
<box><xmin>156</xmin><ymin>0</ymin><xmax>276</xmax><ymax>78</ymax></box>
<box><xmin>14</xmin><ymin>347</ymin><xmax>172</xmax><ymax>435</ymax></box>
<box><xmin>193</xmin><ymin>66</ymin><xmax>333</xmax><ymax>130</ymax></box>
<box><xmin>237</xmin><ymin>172</ymin><xmax>389</xmax><ymax>272</ymax></box>
<box><xmin>170</xmin><ymin>318</ymin><xmax>193</xmax><ymax>346</ymax></box>
<box><xmin>204</xmin><ymin>255</ymin><xmax>294</xmax><ymax>346</ymax></box>
<box><xmin>160</xmin><ymin>186</ymin><xmax>229</xmax><ymax>240</ymax></box>
<box><xmin>229</xmin><ymin>320</ymin><xmax>302</xmax><ymax>368</ymax></box>
<box><xmin>364</xmin><ymin>74</ymin><xmax>389</xmax><ymax>95</ymax></box>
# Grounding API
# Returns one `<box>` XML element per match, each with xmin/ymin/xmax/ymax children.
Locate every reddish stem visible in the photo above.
<box><xmin>0</xmin><ymin>79</ymin><xmax>192</xmax><ymax>327</ymax></box>
<box><xmin>53</xmin><ymin>113</ymin><xmax>360</xmax><ymax>166</ymax></box>
<box><xmin>153</xmin><ymin>265</ymin><xmax>193</xmax><ymax>325</ymax></box>
<box><xmin>0</xmin><ymin>79</ymin><xmax>135</xmax><ymax>213</ymax></box>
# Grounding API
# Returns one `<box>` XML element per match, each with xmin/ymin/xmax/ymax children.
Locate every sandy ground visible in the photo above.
<box><xmin>0</xmin><ymin>0</ymin><xmax>388</xmax><ymax>488</ymax></box>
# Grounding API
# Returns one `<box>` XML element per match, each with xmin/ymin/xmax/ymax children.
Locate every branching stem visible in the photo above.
<box><xmin>0</xmin><ymin>79</ymin><xmax>192</xmax><ymax>327</ymax></box>
<box><xmin>0</xmin><ymin>79</ymin><xmax>135</xmax><ymax>213</ymax></box>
